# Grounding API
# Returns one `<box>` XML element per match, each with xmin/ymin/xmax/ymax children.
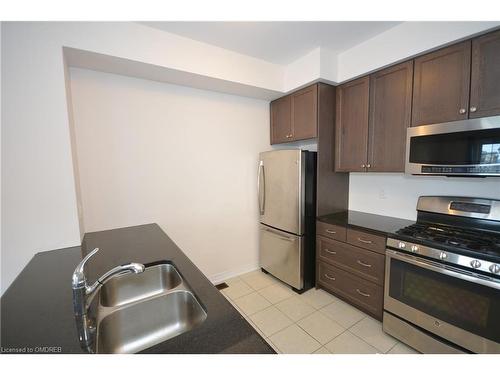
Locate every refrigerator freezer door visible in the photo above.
<box><xmin>259</xmin><ymin>224</ymin><xmax>304</xmax><ymax>290</ymax></box>
<box><xmin>258</xmin><ymin>150</ymin><xmax>304</xmax><ymax>235</ymax></box>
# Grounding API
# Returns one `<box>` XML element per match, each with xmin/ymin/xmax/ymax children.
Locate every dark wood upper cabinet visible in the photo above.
<box><xmin>412</xmin><ymin>41</ymin><xmax>471</xmax><ymax>126</ymax></box>
<box><xmin>270</xmin><ymin>95</ymin><xmax>292</xmax><ymax>144</ymax></box>
<box><xmin>368</xmin><ymin>61</ymin><xmax>413</xmax><ymax>172</ymax></box>
<box><xmin>270</xmin><ymin>84</ymin><xmax>318</xmax><ymax>144</ymax></box>
<box><xmin>335</xmin><ymin>76</ymin><xmax>370</xmax><ymax>172</ymax></box>
<box><xmin>470</xmin><ymin>29</ymin><xmax>500</xmax><ymax>118</ymax></box>
<box><xmin>291</xmin><ymin>85</ymin><xmax>318</xmax><ymax>141</ymax></box>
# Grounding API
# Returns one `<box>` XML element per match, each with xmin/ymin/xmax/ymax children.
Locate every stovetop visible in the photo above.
<box><xmin>393</xmin><ymin>222</ymin><xmax>500</xmax><ymax>262</ymax></box>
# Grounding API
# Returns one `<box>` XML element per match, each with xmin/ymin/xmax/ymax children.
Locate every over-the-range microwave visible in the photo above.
<box><xmin>405</xmin><ymin>116</ymin><xmax>500</xmax><ymax>177</ymax></box>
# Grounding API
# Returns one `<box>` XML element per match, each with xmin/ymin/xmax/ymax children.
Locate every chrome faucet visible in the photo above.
<box><xmin>71</xmin><ymin>247</ymin><xmax>145</xmax><ymax>350</ymax></box>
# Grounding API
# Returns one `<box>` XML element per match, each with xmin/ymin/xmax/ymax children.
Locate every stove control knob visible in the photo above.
<box><xmin>470</xmin><ymin>260</ymin><xmax>481</xmax><ymax>269</ymax></box>
<box><xmin>489</xmin><ymin>264</ymin><xmax>500</xmax><ymax>274</ymax></box>
<box><xmin>398</xmin><ymin>242</ymin><xmax>406</xmax><ymax>249</ymax></box>
<box><xmin>439</xmin><ymin>252</ymin><xmax>447</xmax><ymax>260</ymax></box>
<box><xmin>410</xmin><ymin>245</ymin><xmax>419</xmax><ymax>253</ymax></box>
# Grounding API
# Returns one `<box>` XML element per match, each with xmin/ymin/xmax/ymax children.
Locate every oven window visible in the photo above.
<box><xmin>409</xmin><ymin>128</ymin><xmax>500</xmax><ymax>165</ymax></box>
<box><xmin>388</xmin><ymin>258</ymin><xmax>500</xmax><ymax>343</ymax></box>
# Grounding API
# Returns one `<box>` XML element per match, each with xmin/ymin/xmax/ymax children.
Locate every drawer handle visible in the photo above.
<box><xmin>357</xmin><ymin>237</ymin><xmax>373</xmax><ymax>244</ymax></box>
<box><xmin>326</xmin><ymin>229</ymin><xmax>337</xmax><ymax>234</ymax></box>
<box><xmin>324</xmin><ymin>274</ymin><xmax>336</xmax><ymax>281</ymax></box>
<box><xmin>356</xmin><ymin>289</ymin><xmax>370</xmax><ymax>298</ymax></box>
<box><xmin>356</xmin><ymin>260</ymin><xmax>372</xmax><ymax>268</ymax></box>
<box><xmin>324</xmin><ymin>249</ymin><xmax>337</xmax><ymax>255</ymax></box>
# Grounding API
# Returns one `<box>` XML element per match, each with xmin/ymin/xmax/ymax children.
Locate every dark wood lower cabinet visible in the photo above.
<box><xmin>346</xmin><ymin>228</ymin><xmax>386</xmax><ymax>254</ymax></box>
<box><xmin>316</xmin><ymin>221</ymin><xmax>386</xmax><ymax>321</ymax></box>
<box><xmin>316</xmin><ymin>221</ymin><xmax>347</xmax><ymax>242</ymax></box>
<box><xmin>318</xmin><ymin>261</ymin><xmax>383</xmax><ymax>319</ymax></box>
<box><xmin>317</xmin><ymin>236</ymin><xmax>385</xmax><ymax>286</ymax></box>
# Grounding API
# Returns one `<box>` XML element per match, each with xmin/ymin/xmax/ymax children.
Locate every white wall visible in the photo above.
<box><xmin>1</xmin><ymin>21</ymin><xmax>283</xmax><ymax>294</ymax></box>
<box><xmin>349</xmin><ymin>173</ymin><xmax>500</xmax><ymax>220</ymax></box>
<box><xmin>337</xmin><ymin>21</ymin><xmax>500</xmax><ymax>82</ymax></box>
<box><xmin>2</xmin><ymin>23</ymin><xmax>83</xmax><ymax>293</ymax></box>
<box><xmin>284</xmin><ymin>48</ymin><xmax>321</xmax><ymax>91</ymax></box>
<box><xmin>69</xmin><ymin>68</ymin><xmax>270</xmax><ymax>283</ymax></box>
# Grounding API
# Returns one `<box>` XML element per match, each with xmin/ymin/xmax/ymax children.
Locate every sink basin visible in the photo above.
<box><xmin>99</xmin><ymin>263</ymin><xmax>182</xmax><ymax>307</ymax></box>
<box><xmin>96</xmin><ymin>290</ymin><xmax>207</xmax><ymax>354</ymax></box>
<box><xmin>94</xmin><ymin>262</ymin><xmax>207</xmax><ymax>353</ymax></box>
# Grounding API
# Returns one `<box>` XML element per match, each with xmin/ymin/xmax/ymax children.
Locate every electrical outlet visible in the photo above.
<box><xmin>379</xmin><ymin>189</ymin><xmax>387</xmax><ymax>200</ymax></box>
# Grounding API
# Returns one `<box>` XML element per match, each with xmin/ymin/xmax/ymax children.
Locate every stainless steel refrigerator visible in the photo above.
<box><xmin>258</xmin><ymin>149</ymin><xmax>316</xmax><ymax>292</ymax></box>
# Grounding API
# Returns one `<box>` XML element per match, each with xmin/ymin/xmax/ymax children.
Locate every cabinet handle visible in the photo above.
<box><xmin>470</xmin><ymin>106</ymin><xmax>477</xmax><ymax>113</ymax></box>
<box><xmin>357</xmin><ymin>260</ymin><xmax>372</xmax><ymax>268</ymax></box>
<box><xmin>325</xmin><ymin>229</ymin><xmax>336</xmax><ymax>234</ymax></box>
<box><xmin>366</xmin><ymin>164</ymin><xmax>371</xmax><ymax>168</ymax></box>
<box><xmin>361</xmin><ymin>164</ymin><xmax>366</xmax><ymax>168</ymax></box>
<box><xmin>285</xmin><ymin>134</ymin><xmax>293</xmax><ymax>139</ymax></box>
<box><xmin>324</xmin><ymin>249</ymin><xmax>337</xmax><ymax>255</ymax></box>
<box><xmin>356</xmin><ymin>289</ymin><xmax>370</xmax><ymax>297</ymax></box>
<box><xmin>459</xmin><ymin>108</ymin><xmax>467</xmax><ymax>114</ymax></box>
<box><xmin>357</xmin><ymin>237</ymin><xmax>373</xmax><ymax>245</ymax></box>
<box><xmin>324</xmin><ymin>274</ymin><xmax>336</xmax><ymax>281</ymax></box>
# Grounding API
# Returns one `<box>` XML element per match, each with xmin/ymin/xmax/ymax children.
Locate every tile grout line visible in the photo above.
<box><xmin>223</xmin><ymin>293</ymin><xmax>282</xmax><ymax>353</ymax></box>
<box><xmin>223</xmin><ymin>272</ymin><xmax>404</xmax><ymax>354</ymax></box>
<box><xmin>247</xmin><ymin>293</ymin><xmax>345</xmax><ymax>352</ymax></box>
<box><xmin>225</xmin><ymin>279</ymin><xmax>346</xmax><ymax>343</ymax></box>
<box><xmin>346</xmin><ymin>316</ymin><xmax>397</xmax><ymax>353</ymax></box>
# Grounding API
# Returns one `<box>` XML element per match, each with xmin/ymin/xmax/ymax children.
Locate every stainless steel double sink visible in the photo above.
<box><xmin>94</xmin><ymin>263</ymin><xmax>207</xmax><ymax>353</ymax></box>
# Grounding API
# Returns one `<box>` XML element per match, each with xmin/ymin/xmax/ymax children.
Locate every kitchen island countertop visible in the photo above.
<box><xmin>0</xmin><ymin>224</ymin><xmax>275</xmax><ymax>354</ymax></box>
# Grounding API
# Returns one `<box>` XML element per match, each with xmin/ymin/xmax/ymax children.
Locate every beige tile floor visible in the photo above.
<box><xmin>221</xmin><ymin>269</ymin><xmax>420</xmax><ymax>354</ymax></box>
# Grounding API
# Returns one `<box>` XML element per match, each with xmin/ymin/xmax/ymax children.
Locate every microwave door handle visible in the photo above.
<box><xmin>257</xmin><ymin>161</ymin><xmax>265</xmax><ymax>215</ymax></box>
<box><xmin>387</xmin><ymin>250</ymin><xmax>500</xmax><ymax>290</ymax></box>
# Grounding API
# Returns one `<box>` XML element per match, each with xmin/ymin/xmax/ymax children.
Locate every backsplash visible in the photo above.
<box><xmin>349</xmin><ymin>173</ymin><xmax>500</xmax><ymax>220</ymax></box>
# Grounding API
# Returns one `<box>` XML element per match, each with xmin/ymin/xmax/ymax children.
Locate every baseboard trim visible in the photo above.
<box><xmin>209</xmin><ymin>263</ymin><xmax>260</xmax><ymax>285</ymax></box>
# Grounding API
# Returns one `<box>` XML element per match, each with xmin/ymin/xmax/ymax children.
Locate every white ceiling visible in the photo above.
<box><xmin>140</xmin><ymin>21</ymin><xmax>401</xmax><ymax>65</ymax></box>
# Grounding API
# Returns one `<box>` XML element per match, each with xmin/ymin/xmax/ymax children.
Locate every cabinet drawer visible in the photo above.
<box><xmin>316</xmin><ymin>221</ymin><xmax>346</xmax><ymax>242</ymax></box>
<box><xmin>346</xmin><ymin>228</ymin><xmax>385</xmax><ymax>254</ymax></box>
<box><xmin>318</xmin><ymin>261</ymin><xmax>383</xmax><ymax>319</ymax></box>
<box><xmin>317</xmin><ymin>236</ymin><xmax>385</xmax><ymax>285</ymax></box>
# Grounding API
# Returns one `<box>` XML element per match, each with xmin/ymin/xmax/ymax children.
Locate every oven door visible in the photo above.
<box><xmin>384</xmin><ymin>249</ymin><xmax>500</xmax><ymax>353</ymax></box>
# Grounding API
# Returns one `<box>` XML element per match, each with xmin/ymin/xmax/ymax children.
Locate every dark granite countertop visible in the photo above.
<box><xmin>317</xmin><ymin>210</ymin><xmax>415</xmax><ymax>237</ymax></box>
<box><xmin>0</xmin><ymin>224</ymin><xmax>275</xmax><ymax>354</ymax></box>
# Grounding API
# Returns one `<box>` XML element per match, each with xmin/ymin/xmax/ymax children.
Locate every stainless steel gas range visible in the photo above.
<box><xmin>383</xmin><ymin>196</ymin><xmax>500</xmax><ymax>354</ymax></box>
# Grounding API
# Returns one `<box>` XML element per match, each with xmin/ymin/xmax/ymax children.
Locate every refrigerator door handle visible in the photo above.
<box><xmin>262</xmin><ymin>227</ymin><xmax>295</xmax><ymax>241</ymax></box>
<box><xmin>257</xmin><ymin>160</ymin><xmax>265</xmax><ymax>215</ymax></box>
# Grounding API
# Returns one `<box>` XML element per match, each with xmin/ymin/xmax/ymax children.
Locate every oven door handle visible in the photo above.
<box><xmin>386</xmin><ymin>249</ymin><xmax>500</xmax><ymax>290</ymax></box>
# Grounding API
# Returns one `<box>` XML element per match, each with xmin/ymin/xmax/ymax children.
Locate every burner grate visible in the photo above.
<box><xmin>396</xmin><ymin>223</ymin><xmax>500</xmax><ymax>258</ymax></box>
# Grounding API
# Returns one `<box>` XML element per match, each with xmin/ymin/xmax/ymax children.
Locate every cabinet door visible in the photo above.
<box><xmin>291</xmin><ymin>84</ymin><xmax>318</xmax><ymax>141</ymax></box>
<box><xmin>412</xmin><ymin>41</ymin><xmax>471</xmax><ymax>126</ymax></box>
<box><xmin>335</xmin><ymin>76</ymin><xmax>370</xmax><ymax>172</ymax></box>
<box><xmin>470</xmin><ymin>30</ymin><xmax>500</xmax><ymax>118</ymax></box>
<box><xmin>368</xmin><ymin>61</ymin><xmax>413</xmax><ymax>172</ymax></box>
<box><xmin>270</xmin><ymin>96</ymin><xmax>292</xmax><ymax>144</ymax></box>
